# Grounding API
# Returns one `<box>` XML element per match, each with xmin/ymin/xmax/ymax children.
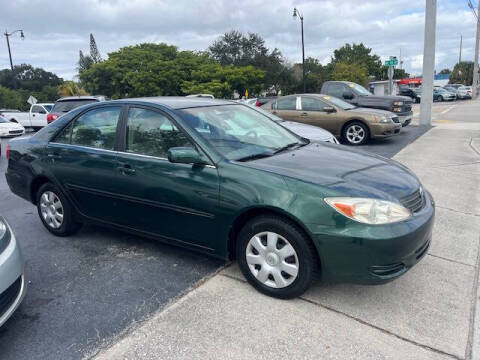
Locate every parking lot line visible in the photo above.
<box><xmin>441</xmin><ymin>105</ymin><xmax>457</xmax><ymax>115</ymax></box>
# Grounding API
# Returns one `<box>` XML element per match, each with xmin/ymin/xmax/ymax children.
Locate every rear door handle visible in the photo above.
<box><xmin>117</xmin><ymin>163</ymin><xmax>136</xmax><ymax>175</ymax></box>
<box><xmin>300</xmin><ymin>112</ymin><xmax>308</xmax><ymax>116</ymax></box>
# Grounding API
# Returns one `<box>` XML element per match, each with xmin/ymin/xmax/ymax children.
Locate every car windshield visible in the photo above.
<box><xmin>52</xmin><ymin>99</ymin><xmax>97</xmax><ymax>113</ymax></box>
<box><xmin>179</xmin><ymin>104</ymin><xmax>305</xmax><ymax>161</ymax></box>
<box><xmin>0</xmin><ymin>116</ymin><xmax>8</xmax><ymax>123</ymax></box>
<box><xmin>349</xmin><ymin>83</ymin><xmax>372</xmax><ymax>96</ymax></box>
<box><xmin>43</xmin><ymin>104</ymin><xmax>53</xmax><ymax>112</ymax></box>
<box><xmin>322</xmin><ymin>96</ymin><xmax>356</xmax><ymax>110</ymax></box>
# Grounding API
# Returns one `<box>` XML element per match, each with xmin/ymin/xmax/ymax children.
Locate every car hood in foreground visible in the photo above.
<box><xmin>279</xmin><ymin>121</ymin><xmax>335</xmax><ymax>142</ymax></box>
<box><xmin>240</xmin><ymin>143</ymin><xmax>420</xmax><ymax>201</ymax></box>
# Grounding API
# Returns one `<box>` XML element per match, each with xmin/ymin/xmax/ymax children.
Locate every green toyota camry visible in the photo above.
<box><xmin>5</xmin><ymin>97</ymin><xmax>434</xmax><ymax>299</ymax></box>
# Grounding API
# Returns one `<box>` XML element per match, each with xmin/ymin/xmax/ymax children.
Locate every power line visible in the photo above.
<box><xmin>468</xmin><ymin>0</ymin><xmax>478</xmax><ymax>20</ymax></box>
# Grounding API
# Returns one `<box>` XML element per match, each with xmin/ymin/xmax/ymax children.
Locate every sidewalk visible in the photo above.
<box><xmin>93</xmin><ymin>101</ymin><xmax>480</xmax><ymax>360</ymax></box>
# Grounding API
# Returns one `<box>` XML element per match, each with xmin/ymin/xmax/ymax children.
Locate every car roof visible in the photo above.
<box><xmin>113</xmin><ymin>96</ymin><xmax>237</xmax><ymax>110</ymax></box>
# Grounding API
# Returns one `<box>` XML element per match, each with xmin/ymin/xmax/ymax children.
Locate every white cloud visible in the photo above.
<box><xmin>0</xmin><ymin>0</ymin><xmax>476</xmax><ymax>80</ymax></box>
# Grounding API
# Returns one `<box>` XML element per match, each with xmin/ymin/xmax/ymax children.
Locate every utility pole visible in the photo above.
<box><xmin>420</xmin><ymin>0</ymin><xmax>437</xmax><ymax>127</ymax></box>
<box><xmin>459</xmin><ymin>34</ymin><xmax>462</xmax><ymax>63</ymax></box>
<box><xmin>473</xmin><ymin>1</ymin><xmax>480</xmax><ymax>98</ymax></box>
<box><xmin>4</xmin><ymin>29</ymin><xmax>25</xmax><ymax>71</ymax></box>
<box><xmin>293</xmin><ymin>8</ymin><xmax>306</xmax><ymax>93</ymax></box>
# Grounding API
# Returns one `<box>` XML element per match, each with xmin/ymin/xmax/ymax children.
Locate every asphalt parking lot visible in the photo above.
<box><xmin>0</xmin><ymin>102</ymin><xmax>456</xmax><ymax>359</ymax></box>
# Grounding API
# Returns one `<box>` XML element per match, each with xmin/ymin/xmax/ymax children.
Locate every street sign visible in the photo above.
<box><xmin>385</xmin><ymin>59</ymin><xmax>398</xmax><ymax>67</ymax></box>
<box><xmin>27</xmin><ymin>95</ymin><xmax>37</xmax><ymax>105</ymax></box>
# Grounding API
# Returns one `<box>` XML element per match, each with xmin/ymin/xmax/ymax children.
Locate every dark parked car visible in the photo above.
<box><xmin>6</xmin><ymin>97</ymin><xmax>435</xmax><ymax>299</ymax></box>
<box><xmin>47</xmin><ymin>95</ymin><xmax>107</xmax><ymax>124</ymax></box>
<box><xmin>321</xmin><ymin>81</ymin><xmax>413</xmax><ymax>127</ymax></box>
<box><xmin>398</xmin><ymin>86</ymin><xmax>421</xmax><ymax>103</ymax></box>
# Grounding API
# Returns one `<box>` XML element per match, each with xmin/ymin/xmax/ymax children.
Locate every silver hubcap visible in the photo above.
<box><xmin>246</xmin><ymin>231</ymin><xmax>299</xmax><ymax>289</ymax></box>
<box><xmin>40</xmin><ymin>191</ymin><xmax>64</xmax><ymax>229</ymax></box>
<box><xmin>346</xmin><ymin>125</ymin><xmax>365</xmax><ymax>144</ymax></box>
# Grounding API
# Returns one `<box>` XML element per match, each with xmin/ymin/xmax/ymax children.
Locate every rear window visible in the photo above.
<box><xmin>52</xmin><ymin>99</ymin><xmax>98</xmax><ymax>113</ymax></box>
<box><xmin>44</xmin><ymin>104</ymin><xmax>53</xmax><ymax>112</ymax></box>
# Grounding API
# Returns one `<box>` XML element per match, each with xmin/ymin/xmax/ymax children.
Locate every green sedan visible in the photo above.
<box><xmin>5</xmin><ymin>98</ymin><xmax>435</xmax><ymax>299</ymax></box>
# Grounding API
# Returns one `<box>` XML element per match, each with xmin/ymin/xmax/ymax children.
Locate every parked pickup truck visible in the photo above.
<box><xmin>0</xmin><ymin>103</ymin><xmax>53</xmax><ymax>130</ymax></box>
<box><xmin>321</xmin><ymin>81</ymin><xmax>413</xmax><ymax>126</ymax></box>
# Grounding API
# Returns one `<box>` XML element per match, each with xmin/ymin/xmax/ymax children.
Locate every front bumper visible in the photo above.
<box><xmin>397</xmin><ymin>111</ymin><xmax>413</xmax><ymax>125</ymax></box>
<box><xmin>370</xmin><ymin>122</ymin><xmax>402</xmax><ymax>138</ymax></box>
<box><xmin>307</xmin><ymin>191</ymin><xmax>435</xmax><ymax>284</ymax></box>
<box><xmin>0</xmin><ymin>218</ymin><xmax>26</xmax><ymax>327</ymax></box>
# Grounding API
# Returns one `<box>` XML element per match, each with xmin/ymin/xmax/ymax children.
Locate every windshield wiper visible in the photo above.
<box><xmin>273</xmin><ymin>142</ymin><xmax>304</xmax><ymax>154</ymax></box>
<box><xmin>235</xmin><ymin>152</ymin><xmax>274</xmax><ymax>162</ymax></box>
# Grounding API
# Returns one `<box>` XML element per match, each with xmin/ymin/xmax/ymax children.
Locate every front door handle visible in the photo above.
<box><xmin>117</xmin><ymin>164</ymin><xmax>136</xmax><ymax>175</ymax></box>
<box><xmin>272</xmin><ymin>111</ymin><xmax>278</xmax><ymax>115</ymax></box>
<box><xmin>300</xmin><ymin>112</ymin><xmax>308</xmax><ymax>116</ymax></box>
<box><xmin>47</xmin><ymin>153</ymin><xmax>61</xmax><ymax>159</ymax></box>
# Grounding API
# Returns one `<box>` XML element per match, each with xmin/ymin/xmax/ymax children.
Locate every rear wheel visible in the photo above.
<box><xmin>36</xmin><ymin>183</ymin><xmax>82</xmax><ymax>236</ymax></box>
<box><xmin>343</xmin><ymin>121</ymin><xmax>369</xmax><ymax>146</ymax></box>
<box><xmin>236</xmin><ymin>215</ymin><xmax>317</xmax><ymax>299</ymax></box>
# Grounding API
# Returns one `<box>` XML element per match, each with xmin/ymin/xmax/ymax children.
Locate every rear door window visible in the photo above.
<box><xmin>275</xmin><ymin>97</ymin><xmax>297</xmax><ymax>110</ymax></box>
<box><xmin>70</xmin><ymin>107</ymin><xmax>121</xmax><ymax>150</ymax></box>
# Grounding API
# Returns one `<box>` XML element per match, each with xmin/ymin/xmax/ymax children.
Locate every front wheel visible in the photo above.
<box><xmin>236</xmin><ymin>215</ymin><xmax>318</xmax><ymax>299</ymax></box>
<box><xmin>438</xmin><ymin>95</ymin><xmax>443</xmax><ymax>102</ymax></box>
<box><xmin>342</xmin><ymin>121</ymin><xmax>369</xmax><ymax>145</ymax></box>
<box><xmin>36</xmin><ymin>183</ymin><xmax>82</xmax><ymax>236</ymax></box>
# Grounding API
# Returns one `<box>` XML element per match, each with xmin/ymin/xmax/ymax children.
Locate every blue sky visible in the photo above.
<box><xmin>0</xmin><ymin>0</ymin><xmax>477</xmax><ymax>80</ymax></box>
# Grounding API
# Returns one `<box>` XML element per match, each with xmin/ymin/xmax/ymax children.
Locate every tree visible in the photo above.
<box><xmin>208</xmin><ymin>30</ymin><xmax>286</xmax><ymax>92</ymax></box>
<box><xmin>332</xmin><ymin>43</ymin><xmax>383</xmax><ymax>79</ymax></box>
<box><xmin>449</xmin><ymin>62</ymin><xmax>474</xmax><ymax>85</ymax></box>
<box><xmin>379</xmin><ymin>66</ymin><xmax>409</xmax><ymax>80</ymax></box>
<box><xmin>0</xmin><ymin>85</ymin><xmax>23</xmax><ymax>110</ymax></box>
<box><xmin>330</xmin><ymin>62</ymin><xmax>368</xmax><ymax>85</ymax></box>
<box><xmin>57</xmin><ymin>81</ymin><xmax>88</xmax><ymax>96</ymax></box>
<box><xmin>439</xmin><ymin>68</ymin><xmax>451</xmax><ymax>75</ymax></box>
<box><xmin>78</xmin><ymin>50</ymin><xmax>94</xmax><ymax>73</ymax></box>
<box><xmin>90</xmin><ymin>33</ymin><xmax>102</xmax><ymax>63</ymax></box>
<box><xmin>0</xmin><ymin>64</ymin><xmax>63</xmax><ymax>91</ymax></box>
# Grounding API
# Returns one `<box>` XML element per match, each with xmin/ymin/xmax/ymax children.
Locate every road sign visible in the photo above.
<box><xmin>385</xmin><ymin>59</ymin><xmax>398</xmax><ymax>67</ymax></box>
<box><xmin>27</xmin><ymin>95</ymin><xmax>37</xmax><ymax>105</ymax></box>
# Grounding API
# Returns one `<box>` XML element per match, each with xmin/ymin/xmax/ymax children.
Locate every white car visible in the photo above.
<box><xmin>0</xmin><ymin>116</ymin><xmax>25</xmax><ymax>138</ymax></box>
<box><xmin>457</xmin><ymin>86</ymin><xmax>472</xmax><ymax>99</ymax></box>
<box><xmin>0</xmin><ymin>103</ymin><xmax>53</xmax><ymax>130</ymax></box>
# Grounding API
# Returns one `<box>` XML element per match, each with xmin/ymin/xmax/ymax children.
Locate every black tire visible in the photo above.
<box><xmin>236</xmin><ymin>215</ymin><xmax>318</xmax><ymax>299</ymax></box>
<box><xmin>438</xmin><ymin>95</ymin><xmax>443</xmax><ymax>102</ymax></box>
<box><xmin>36</xmin><ymin>182</ymin><xmax>82</xmax><ymax>236</ymax></box>
<box><xmin>342</xmin><ymin>121</ymin><xmax>369</xmax><ymax>146</ymax></box>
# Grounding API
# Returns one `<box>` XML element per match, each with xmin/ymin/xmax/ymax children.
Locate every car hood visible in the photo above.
<box><xmin>241</xmin><ymin>143</ymin><xmax>420</xmax><ymax>201</ymax></box>
<box><xmin>279</xmin><ymin>121</ymin><xmax>335</xmax><ymax>142</ymax></box>
<box><xmin>0</xmin><ymin>122</ymin><xmax>24</xmax><ymax>130</ymax></box>
<box><xmin>347</xmin><ymin>107</ymin><xmax>395</xmax><ymax>117</ymax></box>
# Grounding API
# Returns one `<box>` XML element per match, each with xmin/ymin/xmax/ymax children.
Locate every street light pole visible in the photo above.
<box><xmin>293</xmin><ymin>8</ymin><xmax>306</xmax><ymax>93</ymax></box>
<box><xmin>4</xmin><ymin>29</ymin><xmax>25</xmax><ymax>71</ymax></box>
<box><xmin>419</xmin><ymin>0</ymin><xmax>437</xmax><ymax>127</ymax></box>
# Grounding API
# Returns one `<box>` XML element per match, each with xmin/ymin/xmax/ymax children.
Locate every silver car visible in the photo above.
<box><xmin>248</xmin><ymin>105</ymin><xmax>339</xmax><ymax>144</ymax></box>
<box><xmin>0</xmin><ymin>216</ymin><xmax>26</xmax><ymax>327</ymax></box>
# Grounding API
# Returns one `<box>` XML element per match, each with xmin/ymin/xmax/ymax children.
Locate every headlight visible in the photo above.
<box><xmin>0</xmin><ymin>218</ymin><xmax>10</xmax><ymax>253</ymax></box>
<box><xmin>393</xmin><ymin>101</ymin><xmax>404</xmax><ymax>106</ymax></box>
<box><xmin>374</xmin><ymin>115</ymin><xmax>390</xmax><ymax>123</ymax></box>
<box><xmin>324</xmin><ymin>197</ymin><xmax>411</xmax><ymax>225</ymax></box>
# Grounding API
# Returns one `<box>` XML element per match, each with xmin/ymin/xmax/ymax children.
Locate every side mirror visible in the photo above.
<box><xmin>323</xmin><ymin>106</ymin><xmax>336</xmax><ymax>113</ymax></box>
<box><xmin>342</xmin><ymin>91</ymin><xmax>354</xmax><ymax>100</ymax></box>
<box><xmin>168</xmin><ymin>147</ymin><xmax>207</xmax><ymax>165</ymax></box>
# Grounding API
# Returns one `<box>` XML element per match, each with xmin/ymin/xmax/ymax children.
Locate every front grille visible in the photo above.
<box><xmin>0</xmin><ymin>277</ymin><xmax>21</xmax><ymax>317</ymax></box>
<box><xmin>392</xmin><ymin>116</ymin><xmax>400</xmax><ymax>123</ymax></box>
<box><xmin>400</xmin><ymin>189</ymin><xmax>425</xmax><ymax>213</ymax></box>
<box><xmin>9</xmin><ymin>130</ymin><xmax>23</xmax><ymax>135</ymax></box>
